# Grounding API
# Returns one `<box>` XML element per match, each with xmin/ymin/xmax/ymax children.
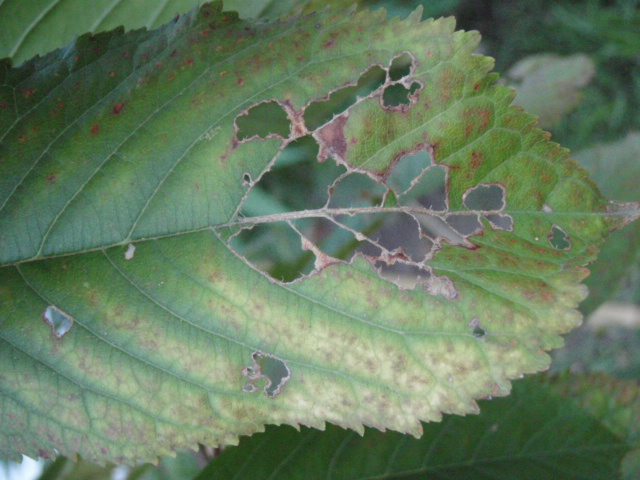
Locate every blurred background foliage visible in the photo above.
<box><xmin>1</xmin><ymin>0</ymin><xmax>639</xmax><ymax>478</ymax></box>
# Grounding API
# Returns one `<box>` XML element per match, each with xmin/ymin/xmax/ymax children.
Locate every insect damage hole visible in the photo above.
<box><xmin>462</xmin><ymin>183</ymin><xmax>506</xmax><ymax>212</ymax></box>
<box><xmin>235</xmin><ymin>100</ymin><xmax>291</xmax><ymax>141</ymax></box>
<box><xmin>548</xmin><ymin>224</ymin><xmax>571</xmax><ymax>250</ymax></box>
<box><xmin>303</xmin><ymin>64</ymin><xmax>387</xmax><ymax>131</ymax></box>
<box><xmin>484</xmin><ymin>214</ymin><xmax>514</xmax><ymax>232</ymax></box>
<box><xmin>469</xmin><ymin>316</ymin><xmax>486</xmax><ymax>338</ymax></box>
<box><xmin>388</xmin><ymin>52</ymin><xmax>414</xmax><ymax>81</ymax></box>
<box><xmin>229</xmin><ymin>222</ymin><xmax>316</xmax><ymax>283</ymax></box>
<box><xmin>43</xmin><ymin>306</ymin><xmax>74</xmax><ymax>338</ymax></box>
<box><xmin>382</xmin><ymin>82</ymin><xmax>422</xmax><ymax>108</ymax></box>
<box><xmin>242</xmin><ymin>351</ymin><xmax>291</xmax><ymax>398</ymax></box>
<box><xmin>383</xmin><ymin>51</ymin><xmax>421</xmax><ymax>108</ymax></box>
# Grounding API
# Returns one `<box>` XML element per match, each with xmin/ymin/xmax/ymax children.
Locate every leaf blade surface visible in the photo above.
<box><xmin>1</xmin><ymin>1</ymin><xmax>637</xmax><ymax>464</ymax></box>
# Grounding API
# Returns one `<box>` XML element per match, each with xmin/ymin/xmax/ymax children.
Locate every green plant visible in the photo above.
<box><xmin>1</xmin><ymin>1</ymin><xmax>639</xmax><ymax>479</ymax></box>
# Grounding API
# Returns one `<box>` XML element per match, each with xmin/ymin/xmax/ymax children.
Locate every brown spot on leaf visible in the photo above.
<box><xmin>19</xmin><ymin>134</ymin><xmax>26</xmax><ymax>143</ymax></box>
<box><xmin>113</xmin><ymin>102</ymin><xmax>124</xmax><ymax>115</ymax></box>
<box><xmin>316</xmin><ymin>114</ymin><xmax>348</xmax><ymax>162</ymax></box>
<box><xmin>23</xmin><ymin>88</ymin><xmax>35</xmax><ymax>98</ymax></box>
<box><xmin>46</xmin><ymin>172</ymin><xmax>58</xmax><ymax>185</ymax></box>
<box><xmin>91</xmin><ymin>124</ymin><xmax>100</xmax><ymax>135</ymax></box>
<box><xmin>185</xmin><ymin>59</ymin><xmax>194</xmax><ymax>67</ymax></box>
<box><xmin>237</xmin><ymin>77</ymin><xmax>244</xmax><ymax>85</ymax></box>
<box><xmin>0</xmin><ymin>101</ymin><xmax>7</xmax><ymax>109</ymax></box>
<box><xmin>324</xmin><ymin>41</ymin><xmax>335</xmax><ymax>48</ymax></box>
<box><xmin>470</xmin><ymin>151</ymin><xmax>483</xmax><ymax>169</ymax></box>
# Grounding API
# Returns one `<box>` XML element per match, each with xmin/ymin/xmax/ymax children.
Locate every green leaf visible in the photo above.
<box><xmin>506</xmin><ymin>53</ymin><xmax>596</xmax><ymax>128</ymax></box>
<box><xmin>0</xmin><ymin>0</ymin><xmax>202</xmax><ymax>66</ymax></box>
<box><xmin>0</xmin><ymin>0</ymin><xmax>460</xmax><ymax>67</ymax></box>
<box><xmin>196</xmin><ymin>377</ymin><xmax>628</xmax><ymax>480</ymax></box>
<box><xmin>1</xmin><ymin>1</ymin><xmax>638</xmax><ymax>465</ymax></box>
<box><xmin>573</xmin><ymin>132</ymin><xmax>640</xmax><ymax>312</ymax></box>
<box><xmin>549</xmin><ymin>373</ymin><xmax>640</xmax><ymax>480</ymax></box>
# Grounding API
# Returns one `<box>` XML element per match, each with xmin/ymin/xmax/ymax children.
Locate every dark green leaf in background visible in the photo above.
<box><xmin>197</xmin><ymin>376</ymin><xmax>628</xmax><ymax>480</ymax></box>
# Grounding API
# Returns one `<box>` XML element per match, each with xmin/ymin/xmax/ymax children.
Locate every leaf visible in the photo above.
<box><xmin>195</xmin><ymin>377</ymin><xmax>628</xmax><ymax>480</ymax></box>
<box><xmin>1</xmin><ymin>1</ymin><xmax>638</xmax><ymax>465</ymax></box>
<box><xmin>243</xmin><ymin>0</ymin><xmax>463</xmax><ymax>22</ymax></box>
<box><xmin>549</xmin><ymin>373</ymin><xmax>640</xmax><ymax>480</ymax></box>
<box><xmin>0</xmin><ymin>0</ymin><xmax>457</xmax><ymax>68</ymax></box>
<box><xmin>506</xmin><ymin>53</ymin><xmax>596</xmax><ymax>128</ymax></box>
<box><xmin>572</xmin><ymin>132</ymin><xmax>640</xmax><ymax>312</ymax></box>
<box><xmin>0</xmin><ymin>0</ymin><xmax>201</xmax><ymax>65</ymax></box>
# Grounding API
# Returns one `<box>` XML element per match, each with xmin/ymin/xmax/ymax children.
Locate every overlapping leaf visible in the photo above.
<box><xmin>196</xmin><ymin>377</ymin><xmax>628</xmax><ymax>480</ymax></box>
<box><xmin>0</xmin><ymin>0</ymin><xmax>199</xmax><ymax>65</ymax></box>
<box><xmin>574</xmin><ymin>132</ymin><xmax>640</xmax><ymax>312</ymax></box>
<box><xmin>1</xmin><ymin>1</ymin><xmax>638</xmax><ymax>464</ymax></box>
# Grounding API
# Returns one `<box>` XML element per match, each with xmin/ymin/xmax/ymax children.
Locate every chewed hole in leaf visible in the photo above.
<box><xmin>388</xmin><ymin>52</ymin><xmax>413</xmax><ymax>81</ymax></box>
<box><xmin>241</xmin><ymin>136</ymin><xmax>341</xmax><ymax>214</ymax></box>
<box><xmin>303</xmin><ymin>65</ymin><xmax>386</xmax><ymax>131</ymax></box>
<box><xmin>226</xmin><ymin>53</ymin><xmax>512</xmax><ymax>295</ymax></box>
<box><xmin>329</xmin><ymin>172</ymin><xmax>387</xmax><ymax>209</ymax></box>
<box><xmin>236</xmin><ymin>100</ymin><xmax>290</xmax><ymax>140</ymax></box>
<box><xmin>412</xmin><ymin>213</ymin><xmax>471</xmax><ymax>247</ymax></box>
<box><xmin>230</xmin><ymin>223</ymin><xmax>315</xmax><ymax>282</ymax></box>
<box><xmin>382</xmin><ymin>81</ymin><xmax>421</xmax><ymax>108</ymax></box>
<box><xmin>42</xmin><ymin>306</ymin><xmax>74</xmax><ymax>338</ymax></box>
<box><xmin>386</xmin><ymin>150</ymin><xmax>430</xmax><ymax>195</ymax></box>
<box><xmin>463</xmin><ymin>183</ymin><xmax>506</xmax><ymax>212</ymax></box>
<box><xmin>469</xmin><ymin>317</ymin><xmax>486</xmax><ymax>338</ymax></box>
<box><xmin>292</xmin><ymin>216</ymin><xmax>370</xmax><ymax>261</ymax></box>
<box><xmin>242</xmin><ymin>351</ymin><xmax>291</xmax><ymax>398</ymax></box>
<box><xmin>385</xmin><ymin>150</ymin><xmax>448</xmax><ymax>211</ymax></box>
<box><xmin>485</xmin><ymin>213</ymin><xmax>514</xmax><ymax>231</ymax></box>
<box><xmin>445</xmin><ymin>213</ymin><xmax>483</xmax><ymax>236</ymax></box>
<box><xmin>373</xmin><ymin>261</ymin><xmax>433</xmax><ymax>290</ymax></box>
<box><xmin>413</xmin><ymin>169</ymin><xmax>448</xmax><ymax>211</ymax></box>
<box><xmin>548</xmin><ymin>224</ymin><xmax>571</xmax><ymax>250</ymax></box>
<box><xmin>355</xmin><ymin>212</ymin><xmax>435</xmax><ymax>264</ymax></box>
